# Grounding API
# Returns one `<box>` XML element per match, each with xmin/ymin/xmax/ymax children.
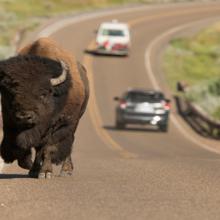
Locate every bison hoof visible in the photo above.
<box><xmin>38</xmin><ymin>172</ymin><xmax>53</xmax><ymax>179</ymax></box>
<box><xmin>59</xmin><ymin>170</ymin><xmax>72</xmax><ymax>177</ymax></box>
<box><xmin>28</xmin><ymin>170</ymin><xmax>39</xmax><ymax>178</ymax></box>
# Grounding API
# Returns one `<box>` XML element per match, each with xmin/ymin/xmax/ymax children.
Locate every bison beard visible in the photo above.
<box><xmin>0</xmin><ymin>37</ymin><xmax>89</xmax><ymax>179</ymax></box>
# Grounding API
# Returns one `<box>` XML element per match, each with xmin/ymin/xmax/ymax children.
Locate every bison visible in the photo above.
<box><xmin>0</xmin><ymin>37</ymin><xmax>89</xmax><ymax>178</ymax></box>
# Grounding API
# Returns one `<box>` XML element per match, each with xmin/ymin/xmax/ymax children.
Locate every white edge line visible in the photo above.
<box><xmin>145</xmin><ymin>17</ymin><xmax>220</xmax><ymax>154</ymax></box>
<box><xmin>36</xmin><ymin>1</ymin><xmax>212</xmax><ymax>38</ymax></box>
<box><xmin>37</xmin><ymin>5</ymin><xmax>159</xmax><ymax>38</ymax></box>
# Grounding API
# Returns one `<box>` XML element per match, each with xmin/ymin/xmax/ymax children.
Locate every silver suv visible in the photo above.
<box><xmin>114</xmin><ymin>89</ymin><xmax>170</xmax><ymax>131</ymax></box>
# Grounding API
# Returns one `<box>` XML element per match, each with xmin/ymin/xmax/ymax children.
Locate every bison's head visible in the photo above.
<box><xmin>0</xmin><ymin>55</ymin><xmax>71</xmax><ymax>130</ymax></box>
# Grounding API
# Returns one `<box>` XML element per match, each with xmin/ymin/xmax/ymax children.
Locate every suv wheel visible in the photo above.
<box><xmin>116</xmin><ymin>120</ymin><xmax>126</xmax><ymax>129</ymax></box>
<box><xmin>159</xmin><ymin>124</ymin><xmax>168</xmax><ymax>132</ymax></box>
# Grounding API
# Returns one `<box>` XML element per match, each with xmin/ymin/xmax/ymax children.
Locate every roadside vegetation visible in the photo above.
<box><xmin>163</xmin><ymin>22</ymin><xmax>220</xmax><ymax>120</ymax></box>
<box><xmin>0</xmin><ymin>0</ymin><xmax>212</xmax><ymax>59</ymax></box>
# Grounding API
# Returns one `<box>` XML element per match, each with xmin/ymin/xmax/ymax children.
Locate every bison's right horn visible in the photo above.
<box><xmin>50</xmin><ymin>60</ymin><xmax>68</xmax><ymax>86</ymax></box>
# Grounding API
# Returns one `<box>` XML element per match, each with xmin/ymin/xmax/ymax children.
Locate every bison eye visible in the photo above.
<box><xmin>40</xmin><ymin>90</ymin><xmax>52</xmax><ymax>100</ymax></box>
<box><xmin>39</xmin><ymin>93</ymin><xmax>47</xmax><ymax>100</ymax></box>
<box><xmin>39</xmin><ymin>89</ymin><xmax>52</xmax><ymax>100</ymax></box>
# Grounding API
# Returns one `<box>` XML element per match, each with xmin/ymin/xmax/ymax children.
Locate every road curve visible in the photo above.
<box><xmin>1</xmin><ymin>2</ymin><xmax>220</xmax><ymax>220</ymax></box>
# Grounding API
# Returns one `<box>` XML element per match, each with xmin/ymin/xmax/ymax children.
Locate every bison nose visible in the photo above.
<box><xmin>16</xmin><ymin>111</ymin><xmax>36</xmax><ymax>124</ymax></box>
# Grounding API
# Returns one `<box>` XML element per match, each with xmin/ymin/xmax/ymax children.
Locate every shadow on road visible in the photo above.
<box><xmin>103</xmin><ymin>125</ymin><xmax>160</xmax><ymax>133</ymax></box>
<box><xmin>0</xmin><ymin>174</ymin><xmax>28</xmax><ymax>179</ymax></box>
<box><xmin>84</xmin><ymin>49</ymin><xmax>128</xmax><ymax>58</ymax></box>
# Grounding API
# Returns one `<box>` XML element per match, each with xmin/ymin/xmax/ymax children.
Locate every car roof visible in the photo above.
<box><xmin>99</xmin><ymin>20</ymin><xmax>129</xmax><ymax>30</ymax></box>
<box><xmin>126</xmin><ymin>88</ymin><xmax>164</xmax><ymax>95</ymax></box>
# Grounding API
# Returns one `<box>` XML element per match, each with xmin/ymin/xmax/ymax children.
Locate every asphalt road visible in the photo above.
<box><xmin>1</xmin><ymin>2</ymin><xmax>220</xmax><ymax>220</ymax></box>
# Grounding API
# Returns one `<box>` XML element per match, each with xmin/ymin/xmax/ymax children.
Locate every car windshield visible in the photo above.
<box><xmin>126</xmin><ymin>92</ymin><xmax>164</xmax><ymax>103</ymax></box>
<box><xmin>101</xmin><ymin>28</ymin><xmax>125</xmax><ymax>37</ymax></box>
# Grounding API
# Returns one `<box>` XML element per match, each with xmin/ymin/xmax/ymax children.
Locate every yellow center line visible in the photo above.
<box><xmin>83</xmin><ymin>4</ymin><xmax>220</xmax><ymax>159</ymax></box>
<box><xmin>83</xmin><ymin>51</ymin><xmax>138</xmax><ymax>159</ymax></box>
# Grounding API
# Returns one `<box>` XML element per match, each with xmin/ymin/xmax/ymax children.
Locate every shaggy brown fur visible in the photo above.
<box><xmin>0</xmin><ymin>37</ymin><xmax>89</xmax><ymax>178</ymax></box>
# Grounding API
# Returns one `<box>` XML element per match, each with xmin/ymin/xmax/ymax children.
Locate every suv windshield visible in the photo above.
<box><xmin>126</xmin><ymin>92</ymin><xmax>164</xmax><ymax>103</ymax></box>
<box><xmin>101</xmin><ymin>29</ymin><xmax>125</xmax><ymax>37</ymax></box>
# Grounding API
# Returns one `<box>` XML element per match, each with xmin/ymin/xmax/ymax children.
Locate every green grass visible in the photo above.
<box><xmin>163</xmin><ymin>22</ymin><xmax>220</xmax><ymax>119</ymax></box>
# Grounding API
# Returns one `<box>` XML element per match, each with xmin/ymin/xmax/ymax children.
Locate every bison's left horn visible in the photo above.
<box><xmin>50</xmin><ymin>60</ymin><xmax>68</xmax><ymax>86</ymax></box>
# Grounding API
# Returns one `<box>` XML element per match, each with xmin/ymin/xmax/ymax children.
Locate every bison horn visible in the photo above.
<box><xmin>50</xmin><ymin>60</ymin><xmax>68</xmax><ymax>86</ymax></box>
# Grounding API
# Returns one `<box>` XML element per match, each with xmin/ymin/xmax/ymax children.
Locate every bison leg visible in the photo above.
<box><xmin>29</xmin><ymin>148</ymin><xmax>43</xmax><ymax>178</ymax></box>
<box><xmin>1</xmin><ymin>136</ymin><xmax>33</xmax><ymax>170</ymax></box>
<box><xmin>38</xmin><ymin>145</ymin><xmax>54</xmax><ymax>179</ymax></box>
<box><xmin>60</xmin><ymin>155</ymin><xmax>73</xmax><ymax>177</ymax></box>
<box><xmin>0</xmin><ymin>137</ymin><xmax>16</xmax><ymax>163</ymax></box>
<box><xmin>17</xmin><ymin>149</ymin><xmax>33</xmax><ymax>170</ymax></box>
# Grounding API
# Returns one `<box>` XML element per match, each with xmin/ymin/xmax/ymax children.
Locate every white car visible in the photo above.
<box><xmin>95</xmin><ymin>20</ymin><xmax>131</xmax><ymax>56</ymax></box>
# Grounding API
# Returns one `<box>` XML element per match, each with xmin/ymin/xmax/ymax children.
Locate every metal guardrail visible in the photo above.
<box><xmin>176</xmin><ymin>81</ymin><xmax>220</xmax><ymax>138</ymax></box>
